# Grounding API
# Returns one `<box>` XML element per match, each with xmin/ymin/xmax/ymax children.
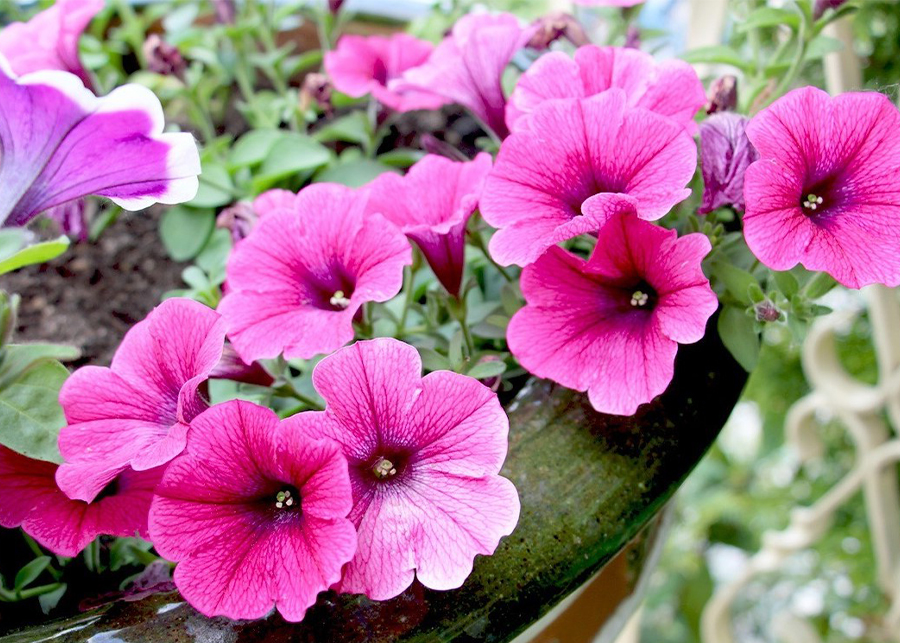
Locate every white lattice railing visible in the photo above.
<box><xmin>700</xmin><ymin>13</ymin><xmax>900</xmax><ymax>643</ymax></box>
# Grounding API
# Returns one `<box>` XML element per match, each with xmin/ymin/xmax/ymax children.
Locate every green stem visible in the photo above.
<box><xmin>185</xmin><ymin>91</ymin><xmax>217</xmax><ymax>143</ymax></box>
<box><xmin>271</xmin><ymin>384</ymin><xmax>324</xmax><ymax>410</ymax></box>
<box><xmin>764</xmin><ymin>14</ymin><xmax>809</xmax><ymax>108</ymax></box>
<box><xmin>467</xmin><ymin>229</ymin><xmax>513</xmax><ymax>282</ymax></box>
<box><xmin>397</xmin><ymin>265</ymin><xmax>416</xmax><ymax>336</ymax></box>
<box><xmin>22</xmin><ymin>535</ymin><xmax>62</xmax><ymax>582</ymax></box>
<box><xmin>17</xmin><ymin>583</ymin><xmax>64</xmax><ymax>601</ymax></box>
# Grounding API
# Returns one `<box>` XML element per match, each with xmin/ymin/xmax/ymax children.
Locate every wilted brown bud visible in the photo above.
<box><xmin>142</xmin><ymin>34</ymin><xmax>186</xmax><ymax>80</ymax></box>
<box><xmin>755</xmin><ymin>300</ymin><xmax>782</xmax><ymax>323</ymax></box>
<box><xmin>527</xmin><ymin>12</ymin><xmax>590</xmax><ymax>50</ymax></box>
<box><xmin>300</xmin><ymin>72</ymin><xmax>333</xmax><ymax>115</ymax></box>
<box><xmin>216</xmin><ymin>201</ymin><xmax>257</xmax><ymax>243</ymax></box>
<box><xmin>211</xmin><ymin>0</ymin><xmax>236</xmax><ymax>24</ymax></box>
<box><xmin>706</xmin><ymin>75</ymin><xmax>738</xmax><ymax>114</ymax></box>
<box><xmin>813</xmin><ymin>0</ymin><xmax>847</xmax><ymax>20</ymax></box>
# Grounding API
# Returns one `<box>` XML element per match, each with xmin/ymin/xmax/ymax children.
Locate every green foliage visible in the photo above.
<box><xmin>0</xmin><ymin>231</ymin><xmax>70</xmax><ymax>275</ymax></box>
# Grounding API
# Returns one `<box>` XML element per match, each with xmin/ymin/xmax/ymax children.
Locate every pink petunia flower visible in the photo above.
<box><xmin>392</xmin><ymin>13</ymin><xmax>536</xmax><ymax>138</ymax></box>
<box><xmin>324</xmin><ymin>34</ymin><xmax>447</xmax><ymax>112</ymax></box>
<box><xmin>218</xmin><ymin>183</ymin><xmax>412</xmax><ymax>362</ymax></box>
<box><xmin>505</xmin><ymin>45</ymin><xmax>705</xmax><ymax>134</ymax></box>
<box><xmin>56</xmin><ymin>298</ymin><xmax>227</xmax><ymax>503</ymax></box>
<box><xmin>507</xmin><ymin>207</ymin><xmax>717</xmax><ymax>416</ymax></box>
<box><xmin>743</xmin><ymin>87</ymin><xmax>900</xmax><ymax>289</ymax></box>
<box><xmin>698</xmin><ymin>112</ymin><xmax>758</xmax><ymax>215</ymax></box>
<box><xmin>0</xmin><ymin>0</ymin><xmax>103</xmax><ymax>85</ymax></box>
<box><xmin>0</xmin><ymin>61</ymin><xmax>200</xmax><ymax>228</ymax></box>
<box><xmin>284</xmin><ymin>338</ymin><xmax>520</xmax><ymax>600</ymax></box>
<box><xmin>149</xmin><ymin>400</ymin><xmax>357</xmax><ymax>622</ymax></box>
<box><xmin>0</xmin><ymin>446</ymin><xmax>161</xmax><ymax>557</ymax></box>
<box><xmin>365</xmin><ymin>153</ymin><xmax>493</xmax><ymax>296</ymax></box>
<box><xmin>481</xmin><ymin>90</ymin><xmax>697</xmax><ymax>267</ymax></box>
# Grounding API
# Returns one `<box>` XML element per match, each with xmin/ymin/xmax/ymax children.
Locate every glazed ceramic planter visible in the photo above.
<box><xmin>1</xmin><ymin>320</ymin><xmax>746</xmax><ymax>643</ymax></box>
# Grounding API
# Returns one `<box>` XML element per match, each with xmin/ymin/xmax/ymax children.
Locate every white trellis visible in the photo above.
<box><xmin>700</xmin><ymin>14</ymin><xmax>900</xmax><ymax>643</ymax></box>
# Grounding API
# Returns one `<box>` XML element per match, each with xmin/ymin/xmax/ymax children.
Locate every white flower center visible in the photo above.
<box><xmin>802</xmin><ymin>193</ymin><xmax>824</xmax><ymax>211</ymax></box>
<box><xmin>630</xmin><ymin>290</ymin><xmax>650</xmax><ymax>307</ymax></box>
<box><xmin>275</xmin><ymin>489</ymin><xmax>295</xmax><ymax>509</ymax></box>
<box><xmin>329</xmin><ymin>290</ymin><xmax>351</xmax><ymax>309</ymax></box>
<box><xmin>373</xmin><ymin>458</ymin><xmax>397</xmax><ymax>479</ymax></box>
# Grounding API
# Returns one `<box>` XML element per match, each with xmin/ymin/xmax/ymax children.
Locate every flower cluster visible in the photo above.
<box><xmin>2</xmin><ymin>0</ymin><xmax>900</xmax><ymax>628</ymax></box>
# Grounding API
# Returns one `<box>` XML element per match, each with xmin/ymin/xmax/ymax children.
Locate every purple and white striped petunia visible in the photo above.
<box><xmin>0</xmin><ymin>59</ymin><xmax>200</xmax><ymax>228</ymax></box>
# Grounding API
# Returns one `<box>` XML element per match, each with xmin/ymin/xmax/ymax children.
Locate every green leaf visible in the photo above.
<box><xmin>39</xmin><ymin>583</ymin><xmax>67</xmax><ymax>614</ymax></box>
<box><xmin>0</xmin><ymin>228</ymin><xmax>29</xmax><ymax>259</ymax></box>
<box><xmin>718</xmin><ymin>306</ymin><xmax>760</xmax><ymax>372</ymax></box>
<box><xmin>252</xmin><ymin>133</ymin><xmax>333</xmax><ymax>192</ymax></box>
<box><xmin>313</xmin><ymin>112</ymin><xmax>372</xmax><ymax>147</ymax></box>
<box><xmin>194</xmin><ymin>228</ymin><xmax>233</xmax><ymax>282</ymax></box>
<box><xmin>378</xmin><ymin>148</ymin><xmax>426</xmax><ymax>168</ymax></box>
<box><xmin>737</xmin><ymin>6</ymin><xmax>800</xmax><ymax>32</ymax></box>
<box><xmin>0</xmin><ymin>359</ymin><xmax>69</xmax><ymax>463</ymax></box>
<box><xmin>466</xmin><ymin>360</ymin><xmax>507</xmax><ymax>380</ymax></box>
<box><xmin>0</xmin><ymin>343</ymin><xmax>80</xmax><ymax>389</ymax></box>
<box><xmin>192</xmin><ymin>163</ymin><xmax>235</xmax><ymax>208</ymax></box>
<box><xmin>0</xmin><ymin>236</ymin><xmax>70</xmax><ymax>275</ymax></box>
<box><xmin>314</xmin><ymin>159</ymin><xmax>398</xmax><ymax>188</ymax></box>
<box><xmin>29</xmin><ymin>333</ymin><xmax>748</xmax><ymax>643</ymax></box>
<box><xmin>228</xmin><ymin>129</ymin><xmax>283</xmax><ymax>169</ymax></box>
<box><xmin>710</xmin><ymin>258</ymin><xmax>758</xmax><ymax>306</ymax></box>
<box><xmin>448</xmin><ymin>330</ymin><xmax>463</xmax><ymax>369</ymax></box>
<box><xmin>159</xmin><ymin>206</ymin><xmax>216</xmax><ymax>261</ymax></box>
<box><xmin>15</xmin><ymin>557</ymin><xmax>51</xmax><ymax>591</ymax></box>
<box><xmin>418</xmin><ymin>348</ymin><xmax>451</xmax><ymax>372</ymax></box>
<box><xmin>804</xmin><ymin>35</ymin><xmax>844</xmax><ymax>61</ymax></box>
<box><xmin>772</xmin><ymin>271</ymin><xmax>800</xmax><ymax>299</ymax></box>
<box><xmin>681</xmin><ymin>45</ymin><xmax>751</xmax><ymax>71</ymax></box>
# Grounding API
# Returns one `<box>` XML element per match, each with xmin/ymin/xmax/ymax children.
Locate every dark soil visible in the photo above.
<box><xmin>1</xmin><ymin>209</ymin><xmax>185</xmax><ymax>367</ymax></box>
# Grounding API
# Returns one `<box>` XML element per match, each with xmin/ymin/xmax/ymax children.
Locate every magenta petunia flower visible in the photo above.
<box><xmin>324</xmin><ymin>34</ymin><xmax>447</xmax><ymax>112</ymax></box>
<box><xmin>284</xmin><ymin>338</ymin><xmax>520</xmax><ymax>600</ymax></box>
<box><xmin>0</xmin><ymin>446</ymin><xmax>161</xmax><ymax>557</ymax></box>
<box><xmin>505</xmin><ymin>45</ymin><xmax>705</xmax><ymax>134</ymax></box>
<box><xmin>149</xmin><ymin>400</ymin><xmax>357</xmax><ymax>622</ymax></box>
<box><xmin>392</xmin><ymin>13</ymin><xmax>536</xmax><ymax>138</ymax></box>
<box><xmin>365</xmin><ymin>153</ymin><xmax>493</xmax><ymax>296</ymax></box>
<box><xmin>0</xmin><ymin>0</ymin><xmax>103</xmax><ymax>85</ymax></box>
<box><xmin>0</xmin><ymin>61</ymin><xmax>200</xmax><ymax>228</ymax></box>
<box><xmin>481</xmin><ymin>90</ymin><xmax>697</xmax><ymax>267</ymax></box>
<box><xmin>698</xmin><ymin>112</ymin><xmax>758</xmax><ymax>215</ymax></box>
<box><xmin>507</xmin><ymin>208</ymin><xmax>717</xmax><ymax>416</ymax></box>
<box><xmin>743</xmin><ymin>87</ymin><xmax>900</xmax><ymax>288</ymax></box>
<box><xmin>56</xmin><ymin>298</ymin><xmax>227</xmax><ymax>503</ymax></box>
<box><xmin>218</xmin><ymin>183</ymin><xmax>412</xmax><ymax>362</ymax></box>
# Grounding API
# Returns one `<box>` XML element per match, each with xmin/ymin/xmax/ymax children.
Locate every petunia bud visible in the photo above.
<box><xmin>420</xmin><ymin>134</ymin><xmax>469</xmax><ymax>162</ymax></box>
<box><xmin>209</xmin><ymin>344</ymin><xmax>275</xmax><ymax>387</ymax></box>
<box><xmin>624</xmin><ymin>25</ymin><xmax>641</xmax><ymax>50</ymax></box>
<box><xmin>698</xmin><ymin>112</ymin><xmax>758</xmax><ymax>215</ymax></box>
<box><xmin>142</xmin><ymin>34</ymin><xmax>186</xmax><ymax>80</ymax></box>
<box><xmin>328</xmin><ymin>0</ymin><xmax>345</xmax><ymax>15</ymax></box>
<box><xmin>813</xmin><ymin>0</ymin><xmax>847</xmax><ymax>20</ymax></box>
<box><xmin>299</xmin><ymin>72</ymin><xmax>333</xmax><ymax>115</ymax></box>
<box><xmin>527</xmin><ymin>12</ymin><xmax>590</xmax><ymax>50</ymax></box>
<box><xmin>216</xmin><ymin>201</ymin><xmax>257</xmax><ymax>243</ymax></box>
<box><xmin>706</xmin><ymin>75</ymin><xmax>738</xmax><ymax>114</ymax></box>
<box><xmin>754</xmin><ymin>300</ymin><xmax>782</xmax><ymax>323</ymax></box>
<box><xmin>211</xmin><ymin>0</ymin><xmax>236</xmax><ymax>24</ymax></box>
